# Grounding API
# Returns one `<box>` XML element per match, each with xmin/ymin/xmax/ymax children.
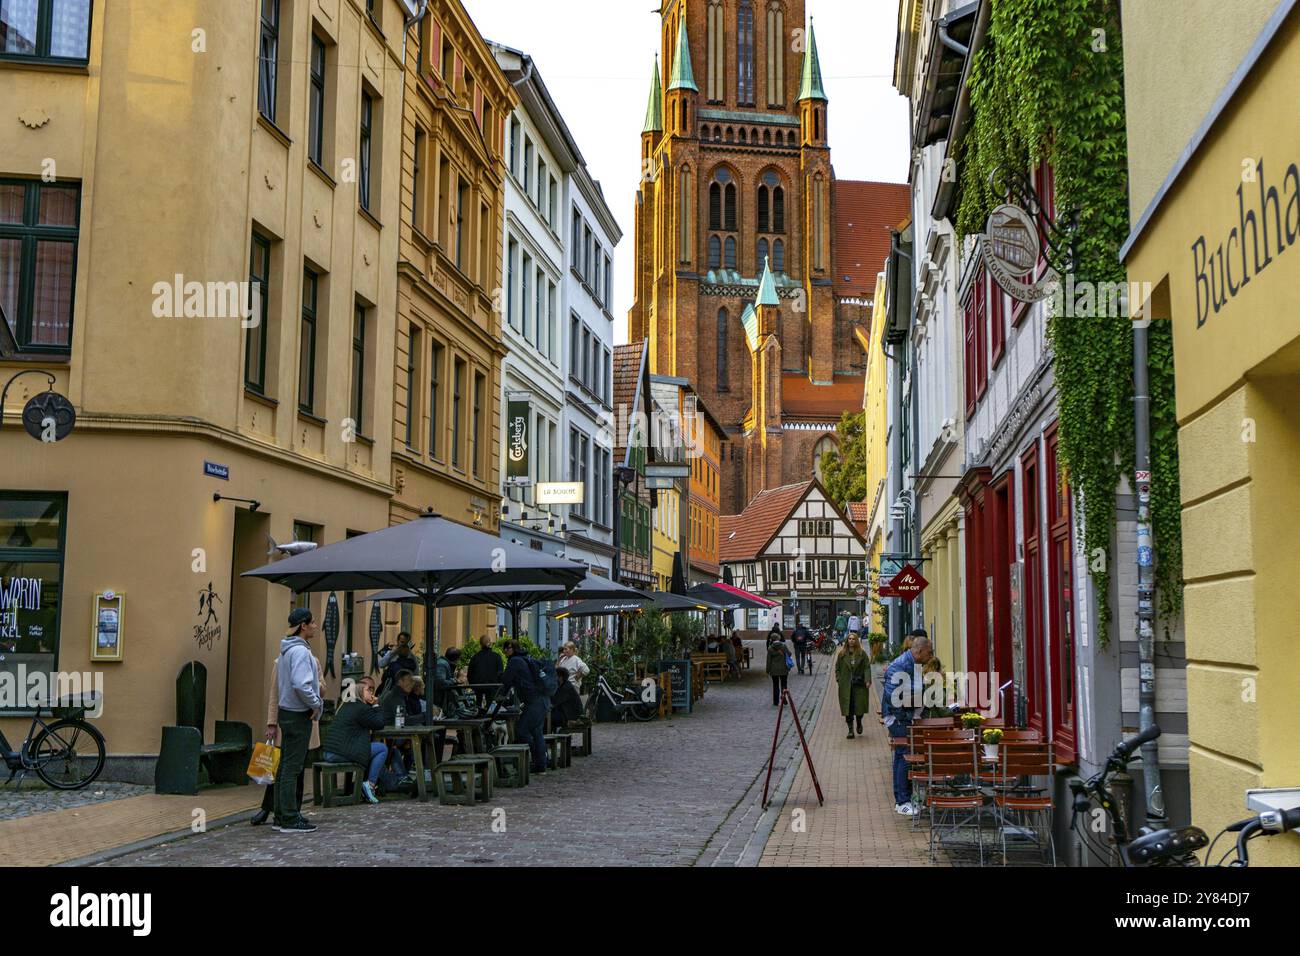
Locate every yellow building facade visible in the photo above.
<box><xmin>388</xmin><ymin>1</ymin><xmax>515</xmax><ymax>653</ymax></box>
<box><xmin>1</xmin><ymin>0</ymin><xmax>408</xmax><ymax>767</ymax></box>
<box><xmin>858</xmin><ymin>273</ymin><xmax>891</xmax><ymax>633</ymax></box>
<box><xmin>1122</xmin><ymin>0</ymin><xmax>1300</xmax><ymax>863</ymax></box>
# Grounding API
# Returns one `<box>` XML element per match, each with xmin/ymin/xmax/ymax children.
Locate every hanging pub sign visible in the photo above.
<box><xmin>985</xmin><ymin>204</ymin><xmax>1056</xmax><ymax>303</ymax></box>
<box><xmin>505</xmin><ymin>393</ymin><xmax>531</xmax><ymax>486</ymax></box>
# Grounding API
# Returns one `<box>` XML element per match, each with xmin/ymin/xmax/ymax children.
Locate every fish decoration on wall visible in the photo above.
<box><xmin>368</xmin><ymin>602</ymin><xmax>382</xmax><ymax>674</ymax></box>
<box><xmin>323</xmin><ymin>592</ymin><xmax>340</xmax><ymax>677</ymax></box>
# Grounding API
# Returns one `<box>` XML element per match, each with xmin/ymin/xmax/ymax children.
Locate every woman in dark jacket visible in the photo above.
<box><xmin>766</xmin><ymin>633</ymin><xmax>792</xmax><ymax>706</ymax></box>
<box><xmin>835</xmin><ymin>633</ymin><xmax>871</xmax><ymax>738</ymax></box>
<box><xmin>321</xmin><ymin>681</ymin><xmax>388</xmax><ymax>803</ymax></box>
<box><xmin>551</xmin><ymin>666</ymin><xmax>584</xmax><ymax>730</ymax></box>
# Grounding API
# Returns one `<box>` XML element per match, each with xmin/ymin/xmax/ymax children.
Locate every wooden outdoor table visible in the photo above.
<box><xmin>426</xmin><ymin>717</ymin><xmax>493</xmax><ymax>755</ymax></box>
<box><xmin>375</xmin><ymin>725</ymin><xmax>438</xmax><ymax>802</ymax></box>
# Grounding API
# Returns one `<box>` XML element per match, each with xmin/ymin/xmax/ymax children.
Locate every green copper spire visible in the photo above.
<box><xmin>798</xmin><ymin>19</ymin><xmax>827</xmax><ymax>102</ymax></box>
<box><xmin>643</xmin><ymin>58</ymin><xmax>663</xmax><ymax>133</ymax></box>
<box><xmin>756</xmin><ymin>257</ymin><xmax>780</xmax><ymax>306</ymax></box>
<box><xmin>667</xmin><ymin>15</ymin><xmax>698</xmax><ymax>92</ymax></box>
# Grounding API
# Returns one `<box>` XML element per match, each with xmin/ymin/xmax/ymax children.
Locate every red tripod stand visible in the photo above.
<box><xmin>761</xmin><ymin>688</ymin><xmax>824</xmax><ymax>809</ymax></box>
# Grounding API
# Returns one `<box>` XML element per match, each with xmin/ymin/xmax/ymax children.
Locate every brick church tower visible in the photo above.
<box><xmin>629</xmin><ymin>1</ymin><xmax>885</xmax><ymax>516</ymax></box>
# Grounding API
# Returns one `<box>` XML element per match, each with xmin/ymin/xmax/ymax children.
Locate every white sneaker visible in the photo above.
<box><xmin>895</xmin><ymin>803</ymin><xmax>917</xmax><ymax>816</ymax></box>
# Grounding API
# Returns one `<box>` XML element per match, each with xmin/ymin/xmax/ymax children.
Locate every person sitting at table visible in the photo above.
<box><xmin>321</xmin><ymin>680</ymin><xmax>388</xmax><ymax>804</ymax></box>
<box><xmin>551</xmin><ymin>665</ymin><xmax>583</xmax><ymax>730</ymax></box>
<box><xmin>722</xmin><ymin>636</ymin><xmax>740</xmax><ymax>680</ymax></box>
<box><xmin>467</xmin><ymin>635</ymin><xmax>503</xmax><ymax>707</ymax></box>
<box><xmin>378</xmin><ymin>632</ymin><xmax>419</xmax><ymax>694</ymax></box>
<box><xmin>705</xmin><ymin>633</ymin><xmax>722</xmax><ymax>652</ymax></box>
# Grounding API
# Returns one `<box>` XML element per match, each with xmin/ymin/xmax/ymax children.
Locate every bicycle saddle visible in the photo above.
<box><xmin>1125</xmin><ymin>825</ymin><xmax>1209</xmax><ymax>865</ymax></box>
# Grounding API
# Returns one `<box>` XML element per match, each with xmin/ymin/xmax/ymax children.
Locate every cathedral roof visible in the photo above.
<box><xmin>755</xmin><ymin>257</ymin><xmax>780</xmax><ymax>307</ymax></box>
<box><xmin>720</xmin><ymin>482</ymin><xmax>812</xmax><ymax>562</ymax></box>
<box><xmin>833</xmin><ymin>180</ymin><xmax>911</xmax><ymax>298</ymax></box>
<box><xmin>643</xmin><ymin>59</ymin><xmax>663</xmax><ymax>133</ymax></box>
<box><xmin>741</xmin><ymin>304</ymin><xmax>759</xmax><ymax>351</ymax></box>
<box><xmin>667</xmin><ymin>16</ymin><xmax>698</xmax><ymax>92</ymax></box>
<box><xmin>798</xmin><ymin>19</ymin><xmax>827</xmax><ymax>102</ymax></box>
<box><xmin>782</xmin><ymin>374</ymin><xmax>867</xmax><ymax>421</ymax></box>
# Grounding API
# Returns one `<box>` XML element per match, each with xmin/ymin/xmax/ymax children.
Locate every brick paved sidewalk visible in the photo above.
<box><xmin>759</xmin><ymin>666</ymin><xmax>932</xmax><ymax>866</ymax></box>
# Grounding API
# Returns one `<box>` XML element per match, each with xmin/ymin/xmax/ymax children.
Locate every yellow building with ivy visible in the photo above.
<box><xmin>1121</xmin><ymin>0</ymin><xmax>1300</xmax><ymax>863</ymax></box>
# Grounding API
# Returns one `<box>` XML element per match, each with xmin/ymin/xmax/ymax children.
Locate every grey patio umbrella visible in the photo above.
<box><xmin>242</xmin><ymin>510</ymin><xmax>586</xmax><ymax>716</ymax></box>
<box><xmin>361</xmin><ymin>573</ymin><xmax>645</xmax><ymax>643</ymax></box>
<box><xmin>548</xmin><ymin>590</ymin><xmax>724</xmax><ymax>619</ymax></box>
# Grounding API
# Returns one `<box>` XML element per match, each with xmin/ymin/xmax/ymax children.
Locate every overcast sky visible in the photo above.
<box><xmin>463</xmin><ymin>0</ymin><xmax>910</xmax><ymax>344</ymax></box>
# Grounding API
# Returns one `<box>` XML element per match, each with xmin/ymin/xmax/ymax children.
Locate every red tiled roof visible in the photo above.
<box><xmin>833</xmin><ymin>180</ymin><xmax>911</xmax><ymax>298</ymax></box>
<box><xmin>781</xmin><ymin>374</ymin><xmax>865</xmax><ymax>420</ymax></box>
<box><xmin>719</xmin><ymin>481</ymin><xmax>810</xmax><ymax>562</ymax></box>
<box><xmin>612</xmin><ymin>341</ymin><xmax>645</xmax><ymax>459</ymax></box>
<box><xmin>847</xmin><ymin>501</ymin><xmax>870</xmax><ymax>522</ymax></box>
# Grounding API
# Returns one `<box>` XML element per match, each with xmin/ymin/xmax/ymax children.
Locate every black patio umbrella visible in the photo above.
<box><xmin>361</xmin><ymin>573</ymin><xmax>645</xmax><ymax>644</ymax></box>
<box><xmin>242</xmin><ymin>510</ymin><xmax>586</xmax><ymax>717</ymax></box>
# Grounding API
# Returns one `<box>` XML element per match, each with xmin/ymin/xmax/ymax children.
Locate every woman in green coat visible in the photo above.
<box><xmin>836</xmin><ymin>634</ymin><xmax>871</xmax><ymax>738</ymax></box>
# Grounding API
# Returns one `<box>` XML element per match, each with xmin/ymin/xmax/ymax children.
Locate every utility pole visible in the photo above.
<box><xmin>1132</xmin><ymin>308</ymin><xmax>1166</xmax><ymax>828</ymax></box>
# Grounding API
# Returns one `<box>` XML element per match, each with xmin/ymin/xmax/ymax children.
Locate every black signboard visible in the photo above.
<box><xmin>658</xmin><ymin>659</ymin><xmax>691</xmax><ymax>713</ymax></box>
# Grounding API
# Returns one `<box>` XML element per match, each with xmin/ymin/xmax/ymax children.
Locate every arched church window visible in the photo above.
<box><xmin>724</xmin><ymin>236</ymin><xmax>737</xmax><ymax>269</ymax></box>
<box><xmin>717</xmin><ymin>308</ymin><xmax>730</xmax><ymax>390</ymax></box>
<box><xmin>709</xmin><ymin>182</ymin><xmax>721</xmax><ymax>231</ymax></box>
<box><xmin>708</xmin><ymin>236</ymin><xmax>721</xmax><ymax>269</ymax></box>
<box><xmin>737</xmin><ymin>0</ymin><xmax>755</xmax><ymax>106</ymax></box>
<box><xmin>757</xmin><ymin>238</ymin><xmax>769</xmax><ymax>273</ymax></box>
<box><xmin>766</xmin><ymin>2</ymin><xmax>785</xmax><ymax>107</ymax></box>
<box><xmin>707</xmin><ymin>2</ymin><xmax>725</xmax><ymax>103</ymax></box>
<box><xmin>773</xmin><ymin>238</ymin><xmax>785</xmax><ymax>272</ymax></box>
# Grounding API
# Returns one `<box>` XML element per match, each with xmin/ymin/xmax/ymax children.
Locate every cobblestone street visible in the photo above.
<box><xmin>100</xmin><ymin>648</ymin><xmax>828</xmax><ymax>867</ymax></box>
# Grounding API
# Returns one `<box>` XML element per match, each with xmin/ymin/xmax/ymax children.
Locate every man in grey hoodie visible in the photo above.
<box><xmin>274</xmin><ymin>607</ymin><xmax>323</xmax><ymax>833</ymax></box>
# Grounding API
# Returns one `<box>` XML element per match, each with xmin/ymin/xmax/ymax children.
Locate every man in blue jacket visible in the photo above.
<box><xmin>275</xmin><ymin>608</ymin><xmax>323</xmax><ymax>833</ymax></box>
<box><xmin>882</xmin><ymin>630</ymin><xmax>932</xmax><ymax>816</ymax></box>
<box><xmin>500</xmin><ymin>640</ymin><xmax>548</xmax><ymax>775</ymax></box>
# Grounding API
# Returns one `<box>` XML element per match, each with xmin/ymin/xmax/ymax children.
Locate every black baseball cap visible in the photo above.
<box><xmin>288</xmin><ymin>607</ymin><xmax>314</xmax><ymax>630</ymax></box>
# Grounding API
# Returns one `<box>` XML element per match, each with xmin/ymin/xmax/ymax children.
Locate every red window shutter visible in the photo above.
<box><xmin>454</xmin><ymin>53</ymin><xmax>463</xmax><ymax>92</ymax></box>
<box><xmin>474</xmin><ymin>88</ymin><xmax>483</xmax><ymax>125</ymax></box>
<box><xmin>964</xmin><ymin>293</ymin><xmax>976</xmax><ymax>414</ymax></box>
<box><xmin>975</xmin><ymin>267</ymin><xmax>988</xmax><ymax>399</ymax></box>
<box><xmin>990</xmin><ymin>282</ymin><xmax>1005</xmax><ymax>366</ymax></box>
<box><xmin>429</xmin><ymin>20</ymin><xmax>441</xmax><ymax>76</ymax></box>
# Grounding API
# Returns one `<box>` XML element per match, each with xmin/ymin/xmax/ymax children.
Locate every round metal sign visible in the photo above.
<box><xmin>21</xmin><ymin>390</ymin><xmax>76</xmax><ymax>442</ymax></box>
<box><xmin>985</xmin><ymin>204</ymin><xmax>1057</xmax><ymax>304</ymax></box>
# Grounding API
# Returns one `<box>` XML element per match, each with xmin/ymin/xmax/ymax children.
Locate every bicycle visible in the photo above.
<box><xmin>593</xmin><ymin>674</ymin><xmax>658</xmax><ymax>722</ymax></box>
<box><xmin>1069</xmin><ymin>724</ymin><xmax>1300</xmax><ymax>867</ymax></box>
<box><xmin>1</xmin><ymin>694</ymin><xmax>106</xmax><ymax>790</ymax></box>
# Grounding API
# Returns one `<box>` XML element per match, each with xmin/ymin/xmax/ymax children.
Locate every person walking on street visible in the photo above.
<box><xmin>467</xmin><ymin>634</ymin><xmax>504</xmax><ymax>708</ymax></box>
<box><xmin>501</xmin><ymin>639</ymin><xmax>548</xmax><ymax>774</ymax></box>
<box><xmin>836</xmin><ymin>633</ymin><xmax>871</xmax><ymax>739</ymax></box>
<box><xmin>882</xmin><ymin>630</ymin><xmax>933</xmax><ymax>815</ymax></box>
<box><xmin>790</xmin><ymin>617</ymin><xmax>813</xmax><ymax>674</ymax></box>
<box><xmin>251</xmin><ymin>646</ymin><xmax>323</xmax><ymax>827</ymax></box>
<box><xmin>846</xmin><ymin>611</ymin><xmax>862</xmax><ymax>642</ymax></box>
<box><xmin>766</xmin><ymin>630</ymin><xmax>793</xmax><ymax>706</ymax></box>
<box><xmin>273</xmin><ymin>608</ymin><xmax>323</xmax><ymax>833</ymax></box>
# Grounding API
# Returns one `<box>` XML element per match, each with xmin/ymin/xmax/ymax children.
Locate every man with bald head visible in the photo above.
<box><xmin>883</xmin><ymin>629</ymin><xmax>933</xmax><ymax>816</ymax></box>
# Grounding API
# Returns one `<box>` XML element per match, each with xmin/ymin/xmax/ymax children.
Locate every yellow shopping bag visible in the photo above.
<box><xmin>246</xmin><ymin>740</ymin><xmax>281</xmax><ymax>785</ymax></box>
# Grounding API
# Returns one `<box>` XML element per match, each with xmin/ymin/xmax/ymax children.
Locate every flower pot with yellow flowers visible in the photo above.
<box><xmin>981</xmin><ymin>727</ymin><xmax>1003</xmax><ymax>761</ymax></box>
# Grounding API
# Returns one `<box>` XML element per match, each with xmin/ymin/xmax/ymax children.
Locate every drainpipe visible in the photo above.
<box><xmin>400</xmin><ymin>1</ymin><xmax>430</xmax><ymax>66</ymax></box>
<box><xmin>1133</xmin><ymin>309</ymin><xmax>1166</xmax><ymax>828</ymax></box>
<box><xmin>938</xmin><ymin>23</ymin><xmax>969</xmax><ymax>58</ymax></box>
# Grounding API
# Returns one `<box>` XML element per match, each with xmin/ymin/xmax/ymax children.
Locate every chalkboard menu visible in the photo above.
<box><xmin>659</xmin><ymin>659</ymin><xmax>691</xmax><ymax>713</ymax></box>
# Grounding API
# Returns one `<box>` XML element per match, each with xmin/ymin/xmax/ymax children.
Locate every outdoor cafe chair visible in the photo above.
<box><xmin>908</xmin><ymin>727</ymin><xmax>975</xmax><ymax>827</ymax></box>
<box><xmin>981</xmin><ymin>742</ymin><xmax>1056</xmax><ymax>866</ymax></box>
<box><xmin>926</xmin><ymin>742</ymin><xmax>985</xmax><ymax>866</ymax></box>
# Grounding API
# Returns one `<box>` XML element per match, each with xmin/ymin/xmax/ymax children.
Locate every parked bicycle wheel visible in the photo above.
<box><xmin>820</xmin><ymin>640</ymin><xmax>837</xmax><ymax>655</ymax></box>
<box><xmin>30</xmin><ymin>719</ymin><xmax>106</xmax><ymax>789</ymax></box>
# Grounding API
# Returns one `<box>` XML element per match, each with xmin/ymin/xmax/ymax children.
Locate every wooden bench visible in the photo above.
<box><xmin>440</xmin><ymin>755</ymin><xmax>495</xmax><ymax>801</ymax></box>
<box><xmin>490</xmin><ymin>744</ymin><xmax>531</xmax><ymax>787</ymax></box>
<box><xmin>432</xmin><ymin>761</ymin><xmax>477</xmax><ymax>806</ymax></box>
<box><xmin>565</xmin><ymin>717</ymin><xmax>594</xmax><ymax>757</ymax></box>
<box><xmin>542</xmin><ymin>734</ymin><xmax>571</xmax><ymax>769</ymax></box>
<box><xmin>155</xmin><ymin>661</ymin><xmax>253</xmax><ymax>796</ymax></box>
<box><xmin>312</xmin><ymin>761</ymin><xmax>366</xmax><ymax>807</ymax></box>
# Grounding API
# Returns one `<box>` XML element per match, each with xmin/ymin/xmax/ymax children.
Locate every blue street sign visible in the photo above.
<box><xmin>204</xmin><ymin>461</ymin><xmax>230</xmax><ymax>481</ymax></box>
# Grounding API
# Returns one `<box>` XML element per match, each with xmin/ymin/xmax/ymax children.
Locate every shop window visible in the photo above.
<box><xmin>975</xmin><ymin>267</ymin><xmax>988</xmax><ymax>399</ymax></box>
<box><xmin>0</xmin><ymin>495</ymin><xmax>65</xmax><ymax>711</ymax></box>
<box><xmin>990</xmin><ymin>280</ymin><xmax>1006</xmax><ymax>367</ymax></box>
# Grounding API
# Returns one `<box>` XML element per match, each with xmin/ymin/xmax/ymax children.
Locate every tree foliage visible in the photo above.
<box><xmin>820</xmin><ymin>410</ymin><xmax>867</xmax><ymax>507</ymax></box>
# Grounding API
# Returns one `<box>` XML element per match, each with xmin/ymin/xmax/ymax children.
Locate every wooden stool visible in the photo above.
<box><xmin>543</xmin><ymin>734</ymin><xmax>572</xmax><ymax>769</ymax></box>
<box><xmin>312</xmin><ymin>762</ymin><xmax>365</xmax><ymax>807</ymax></box>
<box><xmin>491</xmin><ymin>745</ymin><xmax>531</xmax><ymax>788</ymax></box>
<box><xmin>567</xmin><ymin>719</ymin><xmax>593</xmax><ymax>757</ymax></box>
<box><xmin>442</xmin><ymin>755</ymin><xmax>495</xmax><ymax>801</ymax></box>
<box><xmin>432</xmin><ymin>761</ymin><xmax>476</xmax><ymax>806</ymax></box>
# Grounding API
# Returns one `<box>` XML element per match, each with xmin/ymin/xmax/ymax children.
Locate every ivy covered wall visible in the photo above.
<box><xmin>954</xmin><ymin>0</ymin><xmax>1182</xmax><ymax>644</ymax></box>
